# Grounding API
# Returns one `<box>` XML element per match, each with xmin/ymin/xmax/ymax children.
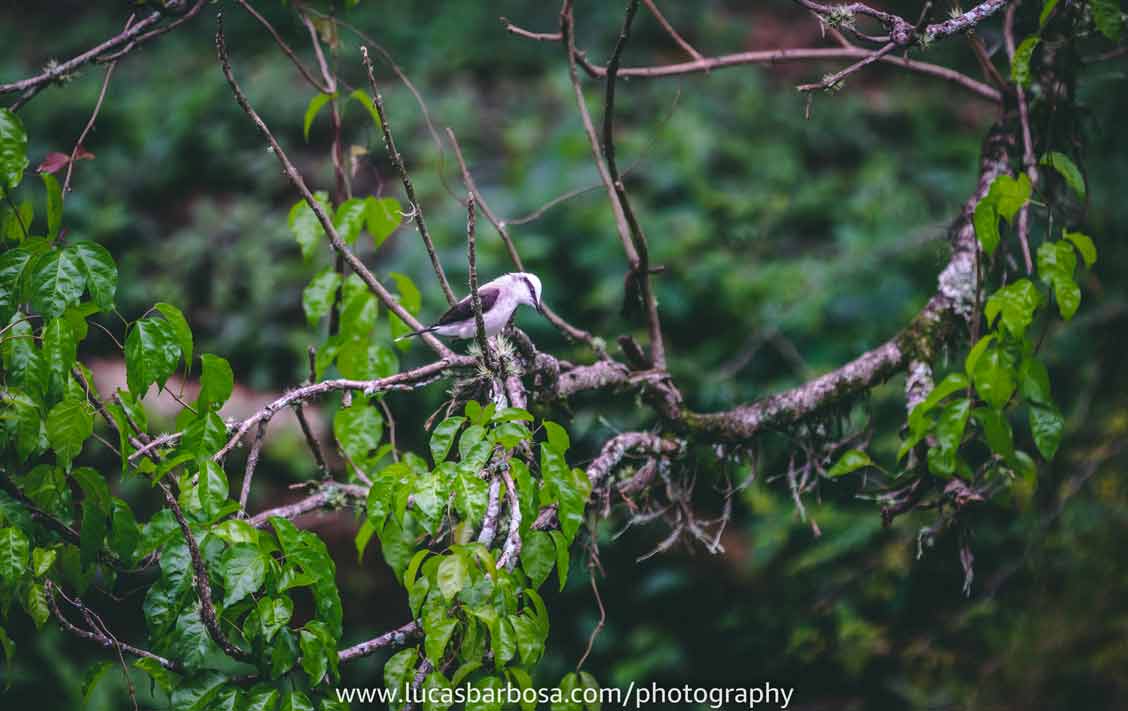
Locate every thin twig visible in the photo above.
<box><xmin>238</xmin><ymin>419</ymin><xmax>269</xmax><ymax>515</ymax></box>
<box><xmin>641</xmin><ymin>0</ymin><xmax>704</xmax><ymax>62</ymax></box>
<box><xmin>466</xmin><ymin>193</ymin><xmax>493</xmax><ymax>369</ymax></box>
<box><xmin>235</xmin><ymin>0</ymin><xmax>330</xmax><ymax>93</ymax></box>
<box><xmin>360</xmin><ymin>47</ymin><xmax>457</xmax><ymax>306</ymax></box>
<box><xmin>602</xmin><ymin>0</ymin><xmax>667</xmax><ymax>369</ymax></box>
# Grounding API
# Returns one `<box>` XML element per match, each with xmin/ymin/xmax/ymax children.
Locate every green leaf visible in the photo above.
<box><xmin>928</xmin><ymin>398</ymin><xmax>971</xmax><ymax>477</ymax></box>
<box><xmin>221</xmin><ymin>544</ymin><xmax>267</xmax><ymax>606</ymax></box>
<box><xmin>366</xmin><ymin>197</ymin><xmax>401</xmax><ymax>248</ymax></box>
<box><xmin>1063</xmin><ymin>230</ymin><xmax>1097</xmax><ymax>268</ymax></box>
<box><xmin>974</xmin><ymin>407</ymin><xmax>1015</xmax><ymax>460</ymax></box>
<box><xmin>334</xmin><ymin>400</ymin><xmax>384</xmax><ymax>469</ymax></box>
<box><xmin>81</xmin><ymin>660</ymin><xmax>114</xmax><ymax>701</ymax></box>
<box><xmin>348</xmin><ymin>89</ymin><xmax>382</xmax><ymax>131</ymax></box>
<box><xmin>302</xmin><ymin>268</ymin><xmax>342</xmax><ymax>327</ymax></box>
<box><xmin>1037</xmin><ymin>240</ymin><xmax>1080</xmax><ymax>319</ymax></box>
<box><xmin>437</xmin><ymin>554</ymin><xmax>469</xmax><ymax>600</ymax></box>
<box><xmin>1039</xmin><ymin>0</ymin><xmax>1059</xmax><ymax>26</ymax></box>
<box><xmin>155</xmin><ymin>302</ymin><xmax>193</xmax><ymax>369</ymax></box>
<box><xmin>390</xmin><ymin>271</ymin><xmax>421</xmax><ymax>313</ymax></box>
<box><xmin>257</xmin><ymin>596</ymin><xmax>294</xmax><ymax>643</ymax></box>
<box><xmin>1039</xmin><ymin>152</ymin><xmax>1085</xmax><ymax>198</ymax></box>
<box><xmin>0</xmin><ymin>245</ymin><xmax>39</xmax><ymax>320</ymax></box>
<box><xmin>1010</xmin><ymin>36</ymin><xmax>1040</xmax><ymax>87</ymax></box>
<box><xmin>243</xmin><ymin>688</ymin><xmax>278</xmax><ymax>711</ymax></box>
<box><xmin>423</xmin><ymin>601</ymin><xmax>458</xmax><ymax>664</ymax></box>
<box><xmin>42</xmin><ymin>172</ymin><xmax>62</xmax><ymax>239</ymax></box>
<box><xmin>0</xmin><ymin>527</ymin><xmax>30</xmax><ymax>585</ymax></box>
<box><xmin>289</xmin><ymin>192</ymin><xmax>330</xmax><ymax>260</ymax></box>
<box><xmin>1029</xmin><ymin>403</ymin><xmax>1064</xmax><ymax>461</ymax></box>
<box><xmin>66</xmin><ymin>241</ymin><xmax>117</xmax><ymax>310</ymax></box>
<box><xmin>125</xmin><ymin>315</ymin><xmax>182</xmax><ymax>396</ymax></box>
<box><xmin>169</xmin><ymin>671</ymin><xmax>226</xmax><ymax>711</ymax></box>
<box><xmin>42</xmin><ymin>316</ymin><xmax>77</xmax><ymax>397</ymax></box>
<box><xmin>0</xmin><ymin>108</ymin><xmax>28</xmax><ymax>192</ymax></box>
<box><xmin>280</xmin><ymin>691</ymin><xmax>315</xmax><ymax>711</ymax></box>
<box><xmin>972</xmin><ymin>343</ymin><xmax>1016</xmax><ymax>410</ymax></box>
<box><xmin>973</xmin><ymin>199</ymin><xmax>1000</xmax><ymax>256</ymax></box>
<box><xmin>521</xmin><ymin>531</ymin><xmax>555</xmax><ymax>588</ymax></box>
<box><xmin>384</xmin><ymin>647</ymin><xmax>418</xmax><ymax>703</ymax></box>
<box><xmin>430</xmin><ymin>416</ymin><xmax>466</xmax><ymax>465</ymax></box>
<box><xmin>1091</xmin><ymin>0</ymin><xmax>1123</xmax><ymax>40</ymax></box>
<box><xmin>134</xmin><ymin>657</ymin><xmax>181</xmax><ymax>694</ymax></box>
<box><xmin>46</xmin><ymin>398</ymin><xmax>93</xmax><ymax>467</ymax></box>
<box><xmin>177</xmin><ymin>411</ymin><xmax>227</xmax><ymax>460</ymax></box>
<box><xmin>335</xmin><ymin>197</ymin><xmax>368</xmax><ymax>246</ymax></box>
<box><xmin>73</xmin><ymin>466</ymin><xmax>111</xmax><ymax>512</ymax></box>
<box><xmin>23</xmin><ymin>581</ymin><xmax>49</xmax><ymax>628</ymax></box>
<box><xmin>826</xmin><ymin>449</ymin><xmax>875</xmax><ymax>478</ymax></box>
<box><xmin>299</xmin><ymin>628</ymin><xmax>328</xmax><ymax>683</ymax></box>
<box><xmin>984</xmin><ymin>279</ymin><xmax>1041</xmax><ymax>338</ymax></box>
<box><xmin>550</xmin><ymin>530</ymin><xmax>570</xmax><ymax>591</ymax></box>
<box><xmin>303</xmin><ymin>92</ymin><xmax>335</xmax><ymax>141</ymax></box>
<box><xmin>29</xmin><ymin>248</ymin><xmax>85</xmax><ymax>319</ymax></box>
<box><xmin>31</xmin><ymin>546</ymin><xmax>56</xmax><ymax>577</ymax></box>
<box><xmin>453</xmin><ymin>466</ymin><xmax>489</xmax><ymax>524</ymax></box>
<box><xmin>542</xmin><ymin>421</ymin><xmax>570</xmax><ymax>453</ymax></box>
<box><xmin>197</xmin><ymin>353</ymin><xmax>233</xmax><ymax>411</ymax></box>
<box><xmin>1018</xmin><ymin>355</ymin><xmax>1053</xmax><ymax>405</ymax></box>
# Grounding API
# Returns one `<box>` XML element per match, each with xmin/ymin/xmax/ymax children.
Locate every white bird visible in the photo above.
<box><xmin>396</xmin><ymin>272</ymin><xmax>544</xmax><ymax>341</ymax></box>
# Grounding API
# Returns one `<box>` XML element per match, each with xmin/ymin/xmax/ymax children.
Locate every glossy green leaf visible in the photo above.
<box><xmin>974</xmin><ymin>407</ymin><xmax>1015</xmax><ymax>459</ymax></box>
<box><xmin>221</xmin><ymin>543</ymin><xmax>267</xmax><ymax>606</ymax></box>
<box><xmin>521</xmin><ymin>530</ymin><xmax>555</xmax><ymax>588</ymax></box>
<box><xmin>437</xmin><ymin>554</ymin><xmax>469</xmax><ymax>600</ymax></box>
<box><xmin>423</xmin><ymin>601</ymin><xmax>458</xmax><ymax>664</ymax></box>
<box><xmin>303</xmin><ymin>92</ymin><xmax>335</xmax><ymax>141</ymax></box>
<box><xmin>826</xmin><ymin>449</ymin><xmax>875</xmax><ymax>478</ymax></box>
<box><xmin>1011</xmin><ymin>36</ymin><xmax>1040</xmax><ymax>87</ymax></box>
<box><xmin>302</xmin><ymin>268</ymin><xmax>342</xmax><ymax>327</ymax></box>
<box><xmin>984</xmin><ymin>279</ymin><xmax>1041</xmax><ymax>337</ymax></box>
<box><xmin>334</xmin><ymin>197</ymin><xmax>367</xmax><ymax>245</ymax></box>
<box><xmin>1039</xmin><ymin>152</ymin><xmax>1085</xmax><ymax>198</ymax></box>
<box><xmin>42</xmin><ymin>172</ymin><xmax>62</xmax><ymax>239</ymax></box>
<box><xmin>542</xmin><ymin>421</ymin><xmax>570</xmax><ymax>453</ymax></box>
<box><xmin>1037</xmin><ymin>240</ymin><xmax>1080</xmax><ymax>319</ymax></box>
<box><xmin>289</xmin><ymin>192</ymin><xmax>331</xmax><ymax>260</ymax></box>
<box><xmin>0</xmin><ymin>108</ymin><xmax>28</xmax><ymax>192</ymax></box>
<box><xmin>348</xmin><ymin>89</ymin><xmax>382</xmax><ymax>130</ymax></box>
<box><xmin>430</xmin><ymin>416</ymin><xmax>466</xmax><ymax>465</ymax></box>
<box><xmin>0</xmin><ymin>527</ymin><xmax>30</xmax><ymax>585</ymax></box>
<box><xmin>1091</xmin><ymin>0</ymin><xmax>1123</xmax><ymax>40</ymax></box>
<box><xmin>334</xmin><ymin>399</ymin><xmax>383</xmax><ymax>468</ymax></box>
<box><xmin>125</xmin><ymin>315</ymin><xmax>181</xmax><ymax>396</ymax></box>
<box><xmin>42</xmin><ymin>316</ymin><xmax>77</xmax><ymax>397</ymax></box>
<box><xmin>454</xmin><ymin>466</ymin><xmax>489</xmax><ymax>524</ymax></box>
<box><xmin>972</xmin><ymin>343</ymin><xmax>1016</xmax><ymax>410</ymax></box>
<box><xmin>67</xmin><ymin>241</ymin><xmax>117</xmax><ymax>310</ymax></box>
<box><xmin>366</xmin><ymin>196</ymin><xmax>401</xmax><ymax>247</ymax></box>
<box><xmin>197</xmin><ymin>353</ymin><xmax>233</xmax><ymax>411</ymax></box>
<box><xmin>1018</xmin><ymin>355</ymin><xmax>1053</xmax><ymax>405</ymax></box>
<box><xmin>28</xmin><ymin>248</ymin><xmax>85</xmax><ymax>319</ymax></box>
<box><xmin>46</xmin><ymin>398</ymin><xmax>93</xmax><ymax>467</ymax></box>
<box><xmin>1063</xmin><ymin>230</ymin><xmax>1097</xmax><ymax>268</ymax></box>
<box><xmin>1029</xmin><ymin>403</ymin><xmax>1064</xmax><ymax>460</ymax></box>
<box><xmin>154</xmin><ymin>302</ymin><xmax>192</xmax><ymax>369</ymax></box>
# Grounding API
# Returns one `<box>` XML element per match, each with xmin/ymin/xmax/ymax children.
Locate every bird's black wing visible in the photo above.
<box><xmin>434</xmin><ymin>286</ymin><xmax>500</xmax><ymax>326</ymax></box>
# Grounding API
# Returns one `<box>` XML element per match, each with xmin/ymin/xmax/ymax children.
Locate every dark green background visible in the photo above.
<box><xmin>2</xmin><ymin>1</ymin><xmax>1126</xmax><ymax>708</ymax></box>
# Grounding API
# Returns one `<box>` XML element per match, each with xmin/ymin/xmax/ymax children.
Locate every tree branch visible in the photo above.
<box><xmin>215</xmin><ymin>16</ymin><xmax>454</xmax><ymax>359</ymax></box>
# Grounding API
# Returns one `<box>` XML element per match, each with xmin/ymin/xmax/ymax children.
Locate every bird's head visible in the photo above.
<box><xmin>510</xmin><ymin>272</ymin><xmax>543</xmax><ymax>313</ymax></box>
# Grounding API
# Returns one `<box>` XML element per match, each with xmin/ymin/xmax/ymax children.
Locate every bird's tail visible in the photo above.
<box><xmin>394</xmin><ymin>326</ymin><xmax>436</xmax><ymax>343</ymax></box>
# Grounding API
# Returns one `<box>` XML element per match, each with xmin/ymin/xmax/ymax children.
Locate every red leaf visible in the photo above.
<box><xmin>37</xmin><ymin>152</ymin><xmax>71</xmax><ymax>174</ymax></box>
<box><xmin>73</xmin><ymin>145</ymin><xmax>95</xmax><ymax>161</ymax></box>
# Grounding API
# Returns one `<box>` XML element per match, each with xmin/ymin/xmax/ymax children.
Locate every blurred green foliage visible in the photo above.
<box><xmin>1</xmin><ymin>1</ymin><xmax>1127</xmax><ymax>709</ymax></box>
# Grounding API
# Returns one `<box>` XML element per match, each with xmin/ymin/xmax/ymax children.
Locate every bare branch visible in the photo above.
<box><xmin>466</xmin><ymin>193</ymin><xmax>493</xmax><ymax>369</ymax></box>
<box><xmin>496</xmin><ymin>464</ymin><xmax>523</xmax><ymax>570</ymax></box>
<box><xmin>338</xmin><ymin>621</ymin><xmax>421</xmax><ymax>663</ymax></box>
<box><xmin>641</xmin><ymin>0</ymin><xmax>705</xmax><ymax>63</ymax></box>
<box><xmin>361</xmin><ymin>47</ymin><xmax>457</xmax><ymax>307</ymax></box>
<box><xmin>249</xmin><ymin>482</ymin><xmax>367</xmax><ymax>528</ymax></box>
<box><xmin>234</xmin><ymin>0</ymin><xmax>330</xmax><ymax>93</ymax></box>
